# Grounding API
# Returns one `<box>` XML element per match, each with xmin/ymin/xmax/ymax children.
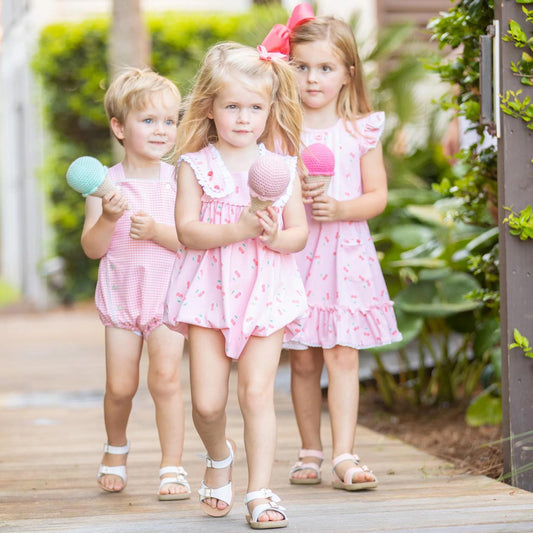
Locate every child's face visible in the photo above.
<box><xmin>208</xmin><ymin>79</ymin><xmax>271</xmax><ymax>152</ymax></box>
<box><xmin>112</xmin><ymin>91</ymin><xmax>178</xmax><ymax>164</ymax></box>
<box><xmin>291</xmin><ymin>40</ymin><xmax>349</xmax><ymax>116</ymax></box>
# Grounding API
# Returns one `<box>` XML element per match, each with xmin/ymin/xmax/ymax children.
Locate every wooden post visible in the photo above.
<box><xmin>496</xmin><ymin>0</ymin><xmax>533</xmax><ymax>492</ymax></box>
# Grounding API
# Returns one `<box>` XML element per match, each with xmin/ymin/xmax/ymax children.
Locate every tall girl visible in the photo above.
<box><xmin>164</xmin><ymin>42</ymin><xmax>307</xmax><ymax>529</ymax></box>
<box><xmin>265</xmin><ymin>8</ymin><xmax>402</xmax><ymax>490</ymax></box>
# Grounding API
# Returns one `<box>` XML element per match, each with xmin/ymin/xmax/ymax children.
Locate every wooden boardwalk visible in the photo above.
<box><xmin>1</xmin><ymin>305</ymin><xmax>533</xmax><ymax>532</ymax></box>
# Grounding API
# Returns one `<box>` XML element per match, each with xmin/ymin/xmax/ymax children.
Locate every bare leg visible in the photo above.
<box><xmin>146</xmin><ymin>325</ymin><xmax>187</xmax><ymax>497</ymax></box>
<box><xmin>189</xmin><ymin>326</ymin><xmax>233</xmax><ymax>512</ymax></box>
<box><xmin>288</xmin><ymin>347</ymin><xmax>324</xmax><ymax>480</ymax></box>
<box><xmin>238</xmin><ymin>330</ymin><xmax>285</xmax><ymax>524</ymax></box>
<box><xmin>323</xmin><ymin>345</ymin><xmax>374</xmax><ymax>483</ymax></box>
<box><xmin>99</xmin><ymin>327</ymin><xmax>142</xmax><ymax>492</ymax></box>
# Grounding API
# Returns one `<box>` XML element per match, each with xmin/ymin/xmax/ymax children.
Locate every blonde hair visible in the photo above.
<box><xmin>175</xmin><ymin>42</ymin><xmax>302</xmax><ymax>160</ymax></box>
<box><xmin>290</xmin><ymin>16</ymin><xmax>372</xmax><ymax>128</ymax></box>
<box><xmin>104</xmin><ymin>67</ymin><xmax>181</xmax><ymax>144</ymax></box>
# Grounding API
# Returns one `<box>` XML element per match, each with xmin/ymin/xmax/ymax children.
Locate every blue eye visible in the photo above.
<box><xmin>165</xmin><ymin>119</ymin><xmax>176</xmax><ymax>126</ymax></box>
<box><xmin>143</xmin><ymin>118</ymin><xmax>153</xmax><ymax>124</ymax></box>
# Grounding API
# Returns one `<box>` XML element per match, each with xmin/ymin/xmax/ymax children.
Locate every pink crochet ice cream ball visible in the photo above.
<box><xmin>248</xmin><ymin>153</ymin><xmax>291</xmax><ymax>202</ymax></box>
<box><xmin>301</xmin><ymin>143</ymin><xmax>335</xmax><ymax>176</ymax></box>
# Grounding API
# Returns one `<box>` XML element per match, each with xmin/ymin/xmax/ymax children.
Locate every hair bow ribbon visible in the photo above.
<box><xmin>261</xmin><ymin>2</ymin><xmax>315</xmax><ymax>57</ymax></box>
<box><xmin>257</xmin><ymin>45</ymin><xmax>286</xmax><ymax>61</ymax></box>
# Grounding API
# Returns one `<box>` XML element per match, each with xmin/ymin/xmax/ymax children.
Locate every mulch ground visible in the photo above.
<box><xmin>357</xmin><ymin>386</ymin><xmax>504</xmax><ymax>480</ymax></box>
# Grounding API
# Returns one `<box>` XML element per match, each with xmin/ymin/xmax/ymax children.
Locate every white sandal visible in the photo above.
<box><xmin>332</xmin><ymin>453</ymin><xmax>378</xmax><ymax>491</ymax></box>
<box><xmin>198</xmin><ymin>439</ymin><xmax>236</xmax><ymax>517</ymax></box>
<box><xmin>158</xmin><ymin>466</ymin><xmax>191</xmax><ymax>501</ymax></box>
<box><xmin>245</xmin><ymin>488</ymin><xmax>288</xmax><ymax>530</ymax></box>
<box><xmin>97</xmin><ymin>440</ymin><xmax>130</xmax><ymax>492</ymax></box>
<box><xmin>289</xmin><ymin>448</ymin><xmax>324</xmax><ymax>485</ymax></box>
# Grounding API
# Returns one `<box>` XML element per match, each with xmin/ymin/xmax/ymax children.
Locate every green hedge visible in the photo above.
<box><xmin>33</xmin><ymin>6</ymin><xmax>286</xmax><ymax>300</ymax></box>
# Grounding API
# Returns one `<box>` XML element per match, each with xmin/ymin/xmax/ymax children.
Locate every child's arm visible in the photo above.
<box><xmin>310</xmin><ymin>141</ymin><xmax>388</xmax><ymax>223</ymax></box>
<box><xmin>129</xmin><ymin>212</ymin><xmax>180</xmax><ymax>252</ymax></box>
<box><xmin>257</xmin><ymin>175</ymin><xmax>308</xmax><ymax>253</ymax></box>
<box><xmin>175</xmin><ymin>161</ymin><xmax>262</xmax><ymax>249</ymax></box>
<box><xmin>81</xmin><ymin>190</ymin><xmax>128</xmax><ymax>259</ymax></box>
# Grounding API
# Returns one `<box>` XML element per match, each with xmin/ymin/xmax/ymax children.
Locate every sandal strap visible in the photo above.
<box><xmin>103</xmin><ymin>440</ymin><xmax>130</xmax><ymax>455</ymax></box>
<box><xmin>198</xmin><ymin>480</ymin><xmax>232</xmax><ymax>506</ymax></box>
<box><xmin>332</xmin><ymin>453</ymin><xmax>376</xmax><ymax>484</ymax></box>
<box><xmin>299</xmin><ymin>448</ymin><xmax>324</xmax><ymax>461</ymax></box>
<box><xmin>290</xmin><ymin>461</ymin><xmax>321</xmax><ymax>475</ymax></box>
<box><xmin>159</xmin><ymin>466</ymin><xmax>190</xmax><ymax>491</ymax></box>
<box><xmin>244</xmin><ymin>488</ymin><xmax>280</xmax><ymax>505</ymax></box>
<box><xmin>332</xmin><ymin>453</ymin><xmax>360</xmax><ymax>468</ymax></box>
<box><xmin>159</xmin><ymin>466</ymin><xmax>187</xmax><ymax>477</ymax></box>
<box><xmin>245</xmin><ymin>489</ymin><xmax>287</xmax><ymax>524</ymax></box>
<box><xmin>97</xmin><ymin>464</ymin><xmax>126</xmax><ymax>483</ymax></box>
<box><xmin>205</xmin><ymin>440</ymin><xmax>234</xmax><ymax>469</ymax></box>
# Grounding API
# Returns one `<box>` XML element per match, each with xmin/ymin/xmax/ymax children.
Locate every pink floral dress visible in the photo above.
<box><xmin>164</xmin><ymin>144</ymin><xmax>307</xmax><ymax>359</ymax></box>
<box><xmin>287</xmin><ymin>112</ymin><xmax>402</xmax><ymax>350</ymax></box>
<box><xmin>95</xmin><ymin>162</ymin><xmax>177</xmax><ymax>337</ymax></box>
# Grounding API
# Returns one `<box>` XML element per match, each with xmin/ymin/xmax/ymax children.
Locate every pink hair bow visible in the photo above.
<box><xmin>261</xmin><ymin>2</ymin><xmax>315</xmax><ymax>57</ymax></box>
<box><xmin>257</xmin><ymin>45</ymin><xmax>286</xmax><ymax>61</ymax></box>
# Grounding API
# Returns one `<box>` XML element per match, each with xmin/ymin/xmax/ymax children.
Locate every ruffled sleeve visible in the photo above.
<box><xmin>179</xmin><ymin>145</ymin><xmax>235</xmax><ymax>198</ymax></box>
<box><xmin>273</xmin><ymin>155</ymin><xmax>297</xmax><ymax>208</ymax></box>
<box><xmin>356</xmin><ymin>111</ymin><xmax>385</xmax><ymax>156</ymax></box>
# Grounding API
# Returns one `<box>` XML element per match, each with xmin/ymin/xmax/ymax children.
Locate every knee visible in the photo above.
<box><xmin>147</xmin><ymin>367</ymin><xmax>180</xmax><ymax>399</ymax></box>
<box><xmin>238</xmin><ymin>382</ymin><xmax>272</xmax><ymax>415</ymax></box>
<box><xmin>325</xmin><ymin>346</ymin><xmax>358</xmax><ymax>373</ymax></box>
<box><xmin>106</xmin><ymin>378</ymin><xmax>137</xmax><ymax>404</ymax></box>
<box><xmin>192</xmin><ymin>400</ymin><xmax>225</xmax><ymax>426</ymax></box>
<box><xmin>290</xmin><ymin>352</ymin><xmax>323</xmax><ymax>378</ymax></box>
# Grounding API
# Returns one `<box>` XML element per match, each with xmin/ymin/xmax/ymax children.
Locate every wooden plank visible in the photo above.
<box><xmin>0</xmin><ymin>306</ymin><xmax>533</xmax><ymax>532</ymax></box>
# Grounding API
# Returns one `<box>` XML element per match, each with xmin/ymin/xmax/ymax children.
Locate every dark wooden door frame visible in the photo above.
<box><xmin>496</xmin><ymin>1</ymin><xmax>533</xmax><ymax>492</ymax></box>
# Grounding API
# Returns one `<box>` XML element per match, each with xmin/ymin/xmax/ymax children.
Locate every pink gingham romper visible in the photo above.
<box><xmin>163</xmin><ymin>144</ymin><xmax>307</xmax><ymax>360</ymax></box>
<box><xmin>287</xmin><ymin>112</ymin><xmax>402</xmax><ymax>350</ymax></box>
<box><xmin>95</xmin><ymin>162</ymin><xmax>179</xmax><ymax>337</ymax></box>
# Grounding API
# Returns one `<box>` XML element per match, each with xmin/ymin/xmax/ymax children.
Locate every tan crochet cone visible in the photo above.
<box><xmin>305</xmin><ymin>174</ymin><xmax>331</xmax><ymax>192</ymax></box>
<box><xmin>91</xmin><ymin>174</ymin><xmax>115</xmax><ymax>198</ymax></box>
<box><xmin>250</xmin><ymin>196</ymin><xmax>274</xmax><ymax>213</ymax></box>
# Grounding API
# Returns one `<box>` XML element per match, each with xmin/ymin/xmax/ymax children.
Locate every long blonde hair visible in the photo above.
<box><xmin>290</xmin><ymin>16</ymin><xmax>372</xmax><ymax>129</ymax></box>
<box><xmin>175</xmin><ymin>42</ymin><xmax>302</xmax><ymax>160</ymax></box>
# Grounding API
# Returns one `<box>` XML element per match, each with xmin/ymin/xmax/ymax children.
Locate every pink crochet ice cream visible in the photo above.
<box><xmin>302</xmin><ymin>143</ymin><xmax>335</xmax><ymax>192</ymax></box>
<box><xmin>248</xmin><ymin>153</ymin><xmax>291</xmax><ymax>213</ymax></box>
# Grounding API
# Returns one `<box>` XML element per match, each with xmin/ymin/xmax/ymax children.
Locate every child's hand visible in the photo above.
<box><xmin>237</xmin><ymin>207</ymin><xmax>263</xmax><ymax>239</ymax></box>
<box><xmin>257</xmin><ymin>206</ymin><xmax>280</xmax><ymax>246</ymax></box>
<box><xmin>301</xmin><ymin>178</ymin><xmax>327</xmax><ymax>204</ymax></box>
<box><xmin>102</xmin><ymin>190</ymin><xmax>128</xmax><ymax>222</ymax></box>
<box><xmin>310</xmin><ymin>193</ymin><xmax>340</xmax><ymax>222</ymax></box>
<box><xmin>130</xmin><ymin>210</ymin><xmax>156</xmax><ymax>241</ymax></box>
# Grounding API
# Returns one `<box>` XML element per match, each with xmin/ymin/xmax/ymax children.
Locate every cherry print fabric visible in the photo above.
<box><xmin>287</xmin><ymin>112</ymin><xmax>402</xmax><ymax>350</ymax></box>
<box><xmin>164</xmin><ymin>144</ymin><xmax>307</xmax><ymax>359</ymax></box>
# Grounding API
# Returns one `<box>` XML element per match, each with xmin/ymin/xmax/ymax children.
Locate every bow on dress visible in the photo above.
<box><xmin>261</xmin><ymin>2</ymin><xmax>315</xmax><ymax>56</ymax></box>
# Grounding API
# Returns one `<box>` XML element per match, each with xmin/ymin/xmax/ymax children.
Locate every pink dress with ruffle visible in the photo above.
<box><xmin>163</xmin><ymin>144</ymin><xmax>307</xmax><ymax>360</ymax></box>
<box><xmin>287</xmin><ymin>112</ymin><xmax>402</xmax><ymax>350</ymax></box>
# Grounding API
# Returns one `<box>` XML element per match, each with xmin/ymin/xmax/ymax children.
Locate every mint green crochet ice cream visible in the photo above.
<box><xmin>66</xmin><ymin>156</ymin><xmax>114</xmax><ymax>198</ymax></box>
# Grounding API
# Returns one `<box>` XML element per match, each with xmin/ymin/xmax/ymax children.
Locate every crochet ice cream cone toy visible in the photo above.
<box><xmin>248</xmin><ymin>153</ymin><xmax>291</xmax><ymax>213</ymax></box>
<box><xmin>66</xmin><ymin>156</ymin><xmax>115</xmax><ymax>198</ymax></box>
<box><xmin>302</xmin><ymin>143</ymin><xmax>335</xmax><ymax>192</ymax></box>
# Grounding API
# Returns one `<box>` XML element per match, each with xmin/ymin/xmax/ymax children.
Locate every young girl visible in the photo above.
<box><xmin>164</xmin><ymin>42</ymin><xmax>307</xmax><ymax>529</ymax></box>
<box><xmin>266</xmin><ymin>8</ymin><xmax>402</xmax><ymax>490</ymax></box>
<box><xmin>81</xmin><ymin>68</ymin><xmax>190</xmax><ymax>500</ymax></box>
